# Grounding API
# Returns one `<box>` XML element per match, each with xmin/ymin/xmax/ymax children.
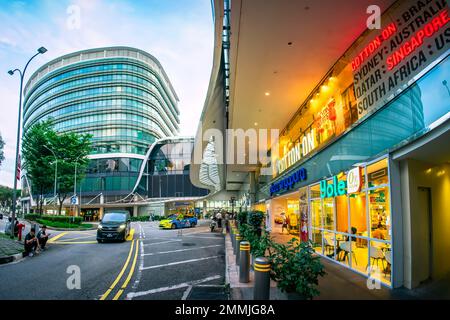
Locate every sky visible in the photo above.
<box><xmin>0</xmin><ymin>0</ymin><xmax>214</xmax><ymax>187</ymax></box>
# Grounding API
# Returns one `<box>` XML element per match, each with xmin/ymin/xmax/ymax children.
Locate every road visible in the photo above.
<box><xmin>0</xmin><ymin>219</ymin><xmax>227</xmax><ymax>300</ymax></box>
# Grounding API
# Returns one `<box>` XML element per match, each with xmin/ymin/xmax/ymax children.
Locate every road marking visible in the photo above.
<box><xmin>126</xmin><ymin>228</ymin><xmax>135</xmax><ymax>241</ymax></box>
<box><xmin>183</xmin><ymin>235</ymin><xmax>224</xmax><ymax>240</ymax></box>
<box><xmin>127</xmin><ymin>275</ymin><xmax>221</xmax><ymax>299</ymax></box>
<box><xmin>113</xmin><ymin>240</ymin><xmax>140</xmax><ymax>300</ymax></box>
<box><xmin>181</xmin><ymin>286</ymin><xmax>193</xmax><ymax>300</ymax></box>
<box><xmin>57</xmin><ymin>234</ymin><xmax>96</xmax><ymax>242</ymax></box>
<box><xmin>142</xmin><ymin>245</ymin><xmax>222</xmax><ymax>256</ymax></box>
<box><xmin>51</xmin><ymin>241</ymin><xmax>98</xmax><ymax>244</ymax></box>
<box><xmin>48</xmin><ymin>232</ymin><xmax>68</xmax><ymax>243</ymax></box>
<box><xmin>140</xmin><ymin>255</ymin><xmax>222</xmax><ymax>270</ymax></box>
<box><xmin>100</xmin><ymin>239</ymin><xmax>135</xmax><ymax>300</ymax></box>
<box><xmin>143</xmin><ymin>239</ymin><xmax>181</xmax><ymax>246</ymax></box>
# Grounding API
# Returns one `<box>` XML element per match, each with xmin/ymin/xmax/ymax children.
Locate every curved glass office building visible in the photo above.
<box><xmin>22</xmin><ymin>47</ymin><xmax>180</xmax><ymax>215</ymax></box>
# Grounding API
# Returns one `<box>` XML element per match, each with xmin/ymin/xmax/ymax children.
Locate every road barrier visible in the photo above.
<box><xmin>235</xmin><ymin>234</ymin><xmax>242</xmax><ymax>265</ymax></box>
<box><xmin>239</xmin><ymin>241</ymin><xmax>250</xmax><ymax>283</ymax></box>
<box><xmin>254</xmin><ymin>257</ymin><xmax>271</xmax><ymax>300</ymax></box>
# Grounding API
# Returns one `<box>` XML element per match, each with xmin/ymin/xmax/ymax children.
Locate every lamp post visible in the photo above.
<box><xmin>8</xmin><ymin>47</ymin><xmax>47</xmax><ymax>238</ymax></box>
<box><xmin>43</xmin><ymin>145</ymin><xmax>58</xmax><ymax>212</ymax></box>
<box><xmin>73</xmin><ymin>154</ymin><xmax>84</xmax><ymax>216</ymax></box>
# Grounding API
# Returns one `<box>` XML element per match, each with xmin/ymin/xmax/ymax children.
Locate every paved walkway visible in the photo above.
<box><xmin>225</xmin><ymin>231</ymin><xmax>450</xmax><ymax>300</ymax></box>
<box><xmin>0</xmin><ymin>234</ymin><xmax>24</xmax><ymax>259</ymax></box>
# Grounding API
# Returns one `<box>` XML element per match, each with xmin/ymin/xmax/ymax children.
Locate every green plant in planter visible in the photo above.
<box><xmin>251</xmin><ymin>230</ymin><xmax>274</xmax><ymax>258</ymax></box>
<box><xmin>248</xmin><ymin>211</ymin><xmax>264</xmax><ymax>229</ymax></box>
<box><xmin>236</xmin><ymin>211</ymin><xmax>248</xmax><ymax>227</ymax></box>
<box><xmin>269</xmin><ymin>238</ymin><xmax>325</xmax><ymax>300</ymax></box>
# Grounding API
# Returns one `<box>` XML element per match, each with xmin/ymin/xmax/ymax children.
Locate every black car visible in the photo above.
<box><xmin>97</xmin><ymin>210</ymin><xmax>131</xmax><ymax>243</ymax></box>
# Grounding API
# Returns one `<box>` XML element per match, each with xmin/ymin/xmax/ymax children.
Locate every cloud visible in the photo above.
<box><xmin>0</xmin><ymin>0</ymin><xmax>214</xmax><ymax>187</ymax></box>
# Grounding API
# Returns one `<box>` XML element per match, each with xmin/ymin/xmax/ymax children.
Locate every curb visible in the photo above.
<box><xmin>0</xmin><ymin>252</ymin><xmax>24</xmax><ymax>265</ymax></box>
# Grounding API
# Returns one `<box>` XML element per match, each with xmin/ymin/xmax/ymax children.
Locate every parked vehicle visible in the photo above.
<box><xmin>159</xmin><ymin>214</ymin><xmax>197</xmax><ymax>229</ymax></box>
<box><xmin>97</xmin><ymin>210</ymin><xmax>131</xmax><ymax>243</ymax></box>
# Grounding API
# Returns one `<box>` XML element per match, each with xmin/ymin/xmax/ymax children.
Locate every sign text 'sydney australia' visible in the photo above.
<box><xmin>351</xmin><ymin>0</ymin><xmax>450</xmax><ymax>119</ymax></box>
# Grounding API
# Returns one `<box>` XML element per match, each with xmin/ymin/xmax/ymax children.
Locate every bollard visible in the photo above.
<box><xmin>235</xmin><ymin>234</ymin><xmax>242</xmax><ymax>265</ymax></box>
<box><xmin>231</xmin><ymin>228</ymin><xmax>237</xmax><ymax>254</ymax></box>
<box><xmin>239</xmin><ymin>241</ymin><xmax>250</xmax><ymax>283</ymax></box>
<box><xmin>254</xmin><ymin>257</ymin><xmax>271</xmax><ymax>300</ymax></box>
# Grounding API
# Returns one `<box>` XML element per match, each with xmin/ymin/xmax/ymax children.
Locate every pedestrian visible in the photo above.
<box><xmin>5</xmin><ymin>217</ymin><xmax>12</xmax><ymax>236</ymax></box>
<box><xmin>17</xmin><ymin>221</ymin><xmax>25</xmax><ymax>241</ymax></box>
<box><xmin>281</xmin><ymin>212</ymin><xmax>289</xmax><ymax>234</ymax></box>
<box><xmin>24</xmin><ymin>227</ymin><xmax>38</xmax><ymax>257</ymax></box>
<box><xmin>37</xmin><ymin>225</ymin><xmax>50</xmax><ymax>250</ymax></box>
<box><xmin>215</xmin><ymin>211</ymin><xmax>223</xmax><ymax>229</ymax></box>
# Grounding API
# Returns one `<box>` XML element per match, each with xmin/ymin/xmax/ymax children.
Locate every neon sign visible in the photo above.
<box><xmin>387</xmin><ymin>9</ymin><xmax>450</xmax><ymax>70</ymax></box>
<box><xmin>351</xmin><ymin>23</ymin><xmax>397</xmax><ymax>71</ymax></box>
<box><xmin>275</xmin><ymin>129</ymin><xmax>316</xmax><ymax>175</ymax></box>
<box><xmin>270</xmin><ymin>167</ymin><xmax>307</xmax><ymax>196</ymax></box>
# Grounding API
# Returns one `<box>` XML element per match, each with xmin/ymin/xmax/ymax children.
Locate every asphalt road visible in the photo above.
<box><xmin>0</xmin><ymin>219</ymin><xmax>226</xmax><ymax>300</ymax></box>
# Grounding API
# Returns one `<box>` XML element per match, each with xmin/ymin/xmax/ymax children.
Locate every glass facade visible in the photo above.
<box><xmin>309</xmin><ymin>157</ymin><xmax>392</xmax><ymax>286</ymax></box>
<box><xmin>136</xmin><ymin>138</ymin><xmax>209</xmax><ymax>198</ymax></box>
<box><xmin>23</xmin><ymin>47</ymin><xmax>180</xmax><ymax>197</ymax></box>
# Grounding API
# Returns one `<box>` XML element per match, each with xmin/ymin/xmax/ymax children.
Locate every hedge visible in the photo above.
<box><xmin>131</xmin><ymin>215</ymin><xmax>150</xmax><ymax>222</ymax></box>
<box><xmin>25</xmin><ymin>214</ymin><xmax>83</xmax><ymax>225</ymax></box>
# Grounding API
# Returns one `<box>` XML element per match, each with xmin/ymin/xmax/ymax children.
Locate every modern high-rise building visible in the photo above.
<box><xmin>21</xmin><ymin>47</ymin><xmax>207</xmax><ymax>218</ymax></box>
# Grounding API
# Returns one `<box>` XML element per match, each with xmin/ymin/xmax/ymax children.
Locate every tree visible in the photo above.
<box><xmin>21</xmin><ymin>120</ymin><xmax>56</xmax><ymax>215</ymax></box>
<box><xmin>51</xmin><ymin>131</ymin><xmax>92</xmax><ymax>215</ymax></box>
<box><xmin>0</xmin><ymin>133</ymin><xmax>5</xmax><ymax>168</ymax></box>
<box><xmin>21</xmin><ymin>119</ymin><xmax>92</xmax><ymax>215</ymax></box>
<box><xmin>0</xmin><ymin>185</ymin><xmax>21</xmax><ymax>212</ymax></box>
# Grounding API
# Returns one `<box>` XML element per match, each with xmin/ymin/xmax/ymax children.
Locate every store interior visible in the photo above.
<box><xmin>269</xmin><ymin>191</ymin><xmax>301</xmax><ymax>244</ymax></box>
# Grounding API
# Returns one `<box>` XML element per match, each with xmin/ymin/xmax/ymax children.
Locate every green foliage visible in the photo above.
<box><xmin>131</xmin><ymin>215</ymin><xmax>151</xmax><ymax>222</ymax></box>
<box><xmin>269</xmin><ymin>238</ymin><xmax>326</xmax><ymax>299</ymax></box>
<box><xmin>248</xmin><ymin>210</ymin><xmax>265</xmax><ymax>229</ymax></box>
<box><xmin>21</xmin><ymin>119</ymin><xmax>92</xmax><ymax>215</ymax></box>
<box><xmin>36</xmin><ymin>219</ymin><xmax>92</xmax><ymax>229</ymax></box>
<box><xmin>25</xmin><ymin>214</ymin><xmax>83</xmax><ymax>225</ymax></box>
<box><xmin>0</xmin><ymin>133</ymin><xmax>4</xmax><ymax>168</ymax></box>
<box><xmin>236</xmin><ymin>213</ymin><xmax>325</xmax><ymax>299</ymax></box>
<box><xmin>237</xmin><ymin>211</ymin><xmax>248</xmax><ymax>226</ymax></box>
<box><xmin>151</xmin><ymin>215</ymin><xmax>164</xmax><ymax>221</ymax></box>
<box><xmin>0</xmin><ymin>185</ymin><xmax>21</xmax><ymax>210</ymax></box>
<box><xmin>21</xmin><ymin>119</ymin><xmax>57</xmax><ymax>213</ymax></box>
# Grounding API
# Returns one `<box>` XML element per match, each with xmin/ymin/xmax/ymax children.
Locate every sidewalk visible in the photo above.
<box><xmin>225</xmin><ymin>231</ymin><xmax>446</xmax><ymax>300</ymax></box>
<box><xmin>0</xmin><ymin>233</ymin><xmax>24</xmax><ymax>264</ymax></box>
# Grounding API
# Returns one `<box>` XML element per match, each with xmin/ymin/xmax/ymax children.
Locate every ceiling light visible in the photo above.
<box><xmin>254</xmin><ymin>122</ymin><xmax>258</xmax><ymax>126</ymax></box>
<box><xmin>265</xmin><ymin>92</ymin><xmax>270</xmax><ymax>96</ymax></box>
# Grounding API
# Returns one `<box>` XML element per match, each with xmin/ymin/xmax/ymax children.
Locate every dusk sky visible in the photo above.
<box><xmin>0</xmin><ymin>0</ymin><xmax>214</xmax><ymax>187</ymax></box>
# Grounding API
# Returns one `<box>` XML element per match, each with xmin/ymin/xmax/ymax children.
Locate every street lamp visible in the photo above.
<box><xmin>8</xmin><ymin>46</ymin><xmax>47</xmax><ymax>238</ymax></box>
<box><xmin>73</xmin><ymin>154</ymin><xmax>84</xmax><ymax>216</ymax></box>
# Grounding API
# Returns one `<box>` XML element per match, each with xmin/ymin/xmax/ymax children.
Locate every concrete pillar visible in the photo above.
<box><xmin>99</xmin><ymin>207</ymin><xmax>104</xmax><ymax>220</ymax></box>
<box><xmin>203</xmin><ymin>200</ymin><xmax>207</xmax><ymax>218</ymax></box>
<box><xmin>133</xmin><ymin>205</ymin><xmax>138</xmax><ymax>217</ymax></box>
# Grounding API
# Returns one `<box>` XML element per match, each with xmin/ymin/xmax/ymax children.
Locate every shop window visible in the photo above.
<box><xmin>287</xmin><ymin>200</ymin><xmax>300</xmax><ymax>236</ymax></box>
<box><xmin>310</xmin><ymin>199</ymin><xmax>322</xmax><ymax>229</ymax></box>
<box><xmin>310</xmin><ymin>183</ymin><xmax>321</xmax><ymax>199</ymax></box>
<box><xmin>322</xmin><ymin>198</ymin><xmax>334</xmax><ymax>231</ymax></box>
<box><xmin>369</xmin><ymin>186</ymin><xmax>391</xmax><ymax>241</ymax></box>
<box><xmin>350</xmin><ymin>192</ymin><xmax>367</xmax><ymax>235</ymax></box>
<box><xmin>367</xmin><ymin>158</ymin><xmax>389</xmax><ymax>187</ymax></box>
<box><xmin>335</xmin><ymin>194</ymin><xmax>348</xmax><ymax>233</ymax></box>
<box><xmin>369</xmin><ymin>240</ymin><xmax>391</xmax><ymax>285</ymax></box>
<box><xmin>352</xmin><ymin>238</ymin><xmax>368</xmax><ymax>274</ymax></box>
<box><xmin>323</xmin><ymin>231</ymin><xmax>336</xmax><ymax>260</ymax></box>
<box><xmin>311</xmin><ymin>228</ymin><xmax>323</xmax><ymax>254</ymax></box>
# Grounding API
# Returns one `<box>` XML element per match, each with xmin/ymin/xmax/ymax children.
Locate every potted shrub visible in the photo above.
<box><xmin>269</xmin><ymin>238</ymin><xmax>325</xmax><ymax>300</ymax></box>
<box><xmin>248</xmin><ymin>210</ymin><xmax>265</xmax><ymax>237</ymax></box>
<box><xmin>236</xmin><ymin>211</ymin><xmax>248</xmax><ymax>228</ymax></box>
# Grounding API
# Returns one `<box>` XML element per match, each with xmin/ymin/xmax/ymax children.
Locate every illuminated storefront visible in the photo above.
<box><xmin>260</xmin><ymin>0</ymin><xmax>449</xmax><ymax>289</ymax></box>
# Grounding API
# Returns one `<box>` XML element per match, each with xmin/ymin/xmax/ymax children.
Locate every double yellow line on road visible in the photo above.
<box><xmin>100</xmin><ymin>238</ymin><xmax>140</xmax><ymax>300</ymax></box>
